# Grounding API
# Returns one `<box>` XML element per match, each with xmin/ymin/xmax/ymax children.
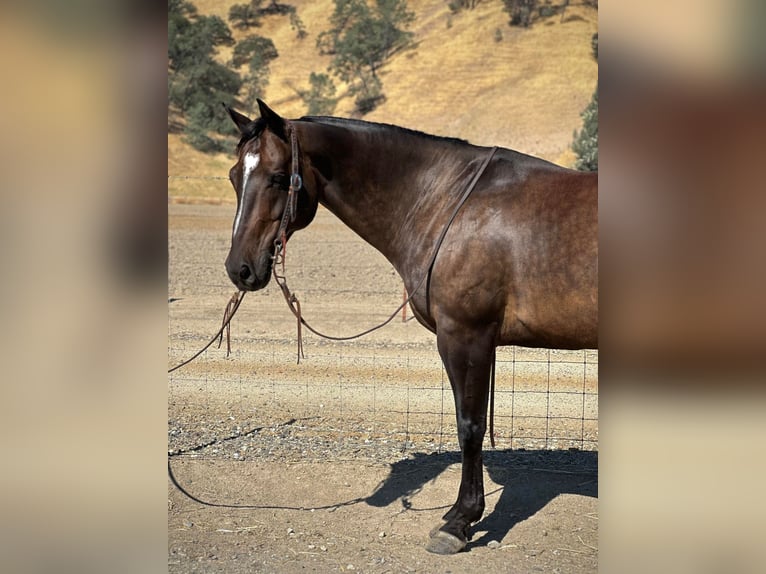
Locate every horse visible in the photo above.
<box><xmin>223</xmin><ymin>99</ymin><xmax>598</xmax><ymax>554</ymax></box>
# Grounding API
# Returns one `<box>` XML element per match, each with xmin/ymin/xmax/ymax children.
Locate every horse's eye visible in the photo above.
<box><xmin>270</xmin><ymin>174</ymin><xmax>288</xmax><ymax>189</ymax></box>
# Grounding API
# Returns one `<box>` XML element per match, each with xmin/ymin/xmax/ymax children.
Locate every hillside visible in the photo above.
<box><xmin>169</xmin><ymin>0</ymin><xmax>597</xmax><ymax>200</ymax></box>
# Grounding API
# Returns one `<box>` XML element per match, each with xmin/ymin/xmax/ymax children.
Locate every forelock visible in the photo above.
<box><xmin>236</xmin><ymin>117</ymin><xmax>268</xmax><ymax>150</ymax></box>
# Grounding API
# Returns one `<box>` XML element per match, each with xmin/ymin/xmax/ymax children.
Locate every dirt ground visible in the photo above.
<box><xmin>168</xmin><ymin>203</ymin><xmax>598</xmax><ymax>573</ymax></box>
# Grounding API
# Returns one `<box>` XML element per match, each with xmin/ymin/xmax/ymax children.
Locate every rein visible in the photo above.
<box><xmin>273</xmin><ymin>123</ymin><xmax>302</xmax><ymax>264</ymax></box>
<box><xmin>272</xmin><ymin>134</ymin><xmax>498</xmax><ymax>356</ymax></box>
<box><xmin>167</xmin><ymin>290</ymin><xmax>246</xmax><ymax>373</ymax></box>
<box><xmin>272</xmin><ymin>134</ymin><xmax>499</xmax><ymax>445</ymax></box>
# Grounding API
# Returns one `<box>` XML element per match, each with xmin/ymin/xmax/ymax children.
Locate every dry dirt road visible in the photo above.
<box><xmin>168</xmin><ymin>203</ymin><xmax>598</xmax><ymax>573</ymax></box>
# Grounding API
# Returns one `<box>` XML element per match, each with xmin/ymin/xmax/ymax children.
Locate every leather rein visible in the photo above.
<box><xmin>272</xmin><ymin>121</ymin><xmax>498</xmax><ymax>359</ymax></box>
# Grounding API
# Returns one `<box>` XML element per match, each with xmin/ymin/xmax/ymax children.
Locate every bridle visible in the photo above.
<box><xmin>272</xmin><ymin>121</ymin><xmax>303</xmax><ymax>268</ymax></box>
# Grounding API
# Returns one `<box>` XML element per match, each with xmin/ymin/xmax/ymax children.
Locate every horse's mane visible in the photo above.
<box><xmin>237</xmin><ymin>115</ymin><xmax>469</xmax><ymax>149</ymax></box>
<box><xmin>299</xmin><ymin>116</ymin><xmax>469</xmax><ymax>146</ymax></box>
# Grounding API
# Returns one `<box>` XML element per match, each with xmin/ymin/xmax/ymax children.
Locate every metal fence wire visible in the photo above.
<box><xmin>168</xmin><ymin>186</ymin><xmax>598</xmax><ymax>462</ymax></box>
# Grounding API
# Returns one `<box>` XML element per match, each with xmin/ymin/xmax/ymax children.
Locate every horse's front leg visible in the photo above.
<box><xmin>426</xmin><ymin>322</ymin><xmax>495</xmax><ymax>555</ymax></box>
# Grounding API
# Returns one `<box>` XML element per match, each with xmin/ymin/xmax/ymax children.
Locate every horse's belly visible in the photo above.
<box><xmin>500</xmin><ymin>294</ymin><xmax>598</xmax><ymax>350</ymax></box>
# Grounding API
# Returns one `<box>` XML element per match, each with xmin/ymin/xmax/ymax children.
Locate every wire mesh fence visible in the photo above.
<box><xmin>168</xmin><ymin>197</ymin><xmax>598</xmax><ymax>462</ymax></box>
<box><xmin>168</xmin><ymin>343</ymin><xmax>598</xmax><ymax>455</ymax></box>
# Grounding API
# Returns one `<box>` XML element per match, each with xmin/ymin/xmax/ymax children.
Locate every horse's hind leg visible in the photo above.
<box><xmin>426</xmin><ymin>322</ymin><xmax>495</xmax><ymax>555</ymax></box>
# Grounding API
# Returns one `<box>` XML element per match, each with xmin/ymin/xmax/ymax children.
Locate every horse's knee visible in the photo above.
<box><xmin>457</xmin><ymin>417</ymin><xmax>486</xmax><ymax>454</ymax></box>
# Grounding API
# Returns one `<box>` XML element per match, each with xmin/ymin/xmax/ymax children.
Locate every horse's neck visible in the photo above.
<box><xmin>302</xmin><ymin>122</ymin><xmax>456</xmax><ymax>269</ymax></box>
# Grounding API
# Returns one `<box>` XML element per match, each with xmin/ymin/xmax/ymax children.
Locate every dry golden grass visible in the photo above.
<box><xmin>169</xmin><ymin>0</ymin><xmax>597</xmax><ymax>201</ymax></box>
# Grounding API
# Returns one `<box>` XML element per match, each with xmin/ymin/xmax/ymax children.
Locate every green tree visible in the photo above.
<box><xmin>591</xmin><ymin>32</ymin><xmax>598</xmax><ymax>60</ymax></box>
<box><xmin>229</xmin><ymin>35</ymin><xmax>279</xmax><ymax>108</ymax></box>
<box><xmin>501</xmin><ymin>0</ymin><xmax>566</xmax><ymax>27</ymax></box>
<box><xmin>572</xmin><ymin>29</ymin><xmax>598</xmax><ymax>172</ymax></box>
<box><xmin>228</xmin><ymin>1</ymin><xmax>264</xmax><ymax>30</ymax></box>
<box><xmin>229</xmin><ymin>0</ymin><xmax>306</xmax><ymax>39</ymax></box>
<box><xmin>447</xmin><ymin>0</ymin><xmax>480</xmax><ymax>14</ymax></box>
<box><xmin>318</xmin><ymin>0</ymin><xmax>414</xmax><ymax>114</ymax></box>
<box><xmin>572</xmin><ymin>88</ymin><xmax>598</xmax><ymax>172</ymax></box>
<box><xmin>298</xmin><ymin>72</ymin><xmax>338</xmax><ymax>115</ymax></box>
<box><xmin>502</xmin><ymin>0</ymin><xmax>537</xmax><ymax>27</ymax></box>
<box><xmin>289</xmin><ymin>9</ymin><xmax>308</xmax><ymax>39</ymax></box>
<box><xmin>168</xmin><ymin>0</ymin><xmax>242</xmax><ymax>151</ymax></box>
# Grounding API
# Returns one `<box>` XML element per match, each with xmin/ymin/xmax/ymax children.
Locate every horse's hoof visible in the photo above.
<box><xmin>428</xmin><ymin>523</ymin><xmax>446</xmax><ymax>538</ymax></box>
<box><xmin>425</xmin><ymin>530</ymin><xmax>466</xmax><ymax>555</ymax></box>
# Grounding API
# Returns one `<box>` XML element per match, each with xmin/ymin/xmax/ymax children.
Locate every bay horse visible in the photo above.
<box><xmin>223</xmin><ymin>100</ymin><xmax>598</xmax><ymax>554</ymax></box>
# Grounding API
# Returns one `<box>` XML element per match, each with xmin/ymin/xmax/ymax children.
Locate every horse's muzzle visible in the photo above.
<box><xmin>225</xmin><ymin>253</ymin><xmax>272</xmax><ymax>291</ymax></box>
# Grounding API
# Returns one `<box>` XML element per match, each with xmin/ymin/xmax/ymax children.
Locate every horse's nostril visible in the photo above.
<box><xmin>239</xmin><ymin>264</ymin><xmax>251</xmax><ymax>280</ymax></box>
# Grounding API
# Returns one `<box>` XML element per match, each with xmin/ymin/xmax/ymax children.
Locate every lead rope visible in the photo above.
<box><xmin>217</xmin><ymin>291</ymin><xmax>240</xmax><ymax>356</ymax></box>
<box><xmin>168</xmin><ymin>290</ymin><xmax>246</xmax><ymax>373</ymax></box>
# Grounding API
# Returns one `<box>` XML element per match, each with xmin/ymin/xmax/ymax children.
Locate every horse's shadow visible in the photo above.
<box><xmin>364</xmin><ymin>449</ymin><xmax>597</xmax><ymax>550</ymax></box>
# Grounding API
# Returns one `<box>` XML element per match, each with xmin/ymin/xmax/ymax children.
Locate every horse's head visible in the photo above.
<box><xmin>223</xmin><ymin>100</ymin><xmax>319</xmax><ymax>291</ymax></box>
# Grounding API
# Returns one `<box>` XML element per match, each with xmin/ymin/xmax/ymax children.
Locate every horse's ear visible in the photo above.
<box><xmin>223</xmin><ymin>103</ymin><xmax>252</xmax><ymax>134</ymax></box>
<box><xmin>257</xmin><ymin>99</ymin><xmax>288</xmax><ymax>142</ymax></box>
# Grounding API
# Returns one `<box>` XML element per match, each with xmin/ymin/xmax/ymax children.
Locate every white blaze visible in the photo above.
<box><xmin>233</xmin><ymin>152</ymin><xmax>260</xmax><ymax>237</ymax></box>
